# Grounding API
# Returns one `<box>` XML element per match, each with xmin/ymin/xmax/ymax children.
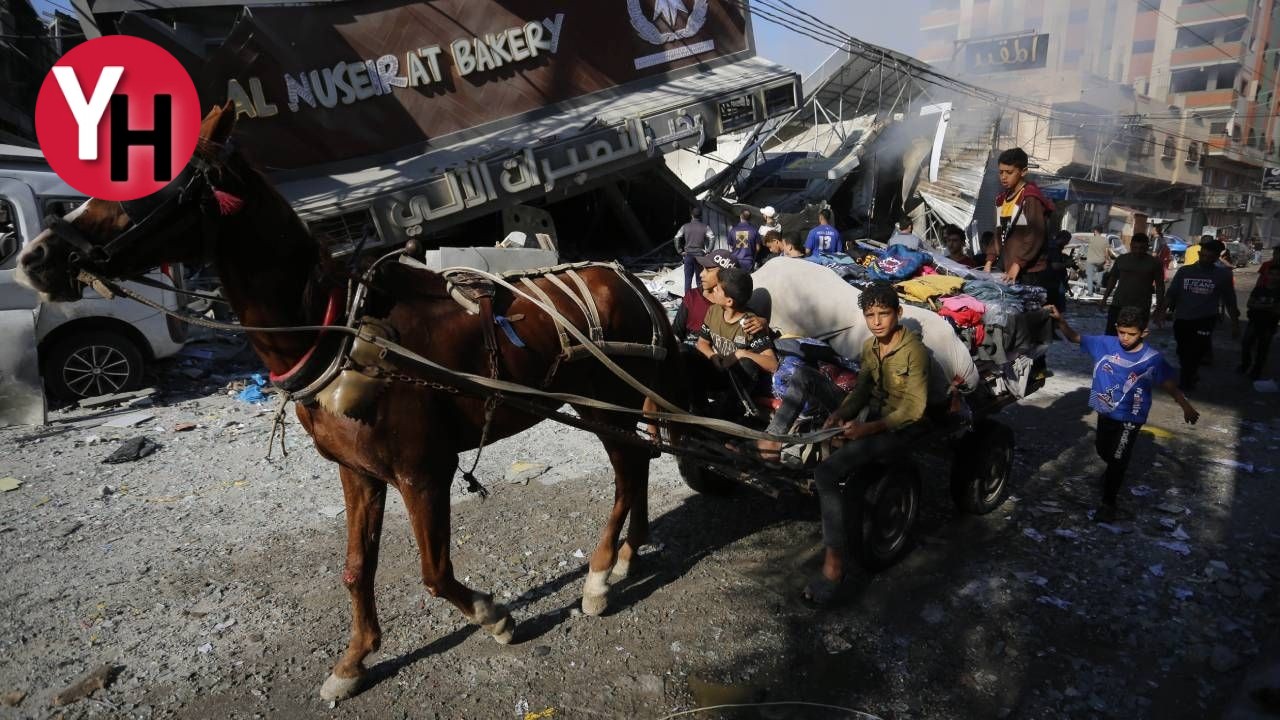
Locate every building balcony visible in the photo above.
<box><xmin>1176</xmin><ymin>0</ymin><xmax>1249</xmax><ymax>25</ymax></box>
<box><xmin>1179</xmin><ymin>89</ymin><xmax>1238</xmax><ymax>108</ymax></box>
<box><xmin>1171</xmin><ymin>42</ymin><xmax>1244</xmax><ymax>67</ymax></box>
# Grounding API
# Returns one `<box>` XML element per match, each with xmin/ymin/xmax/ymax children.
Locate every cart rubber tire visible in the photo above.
<box><xmin>950</xmin><ymin>419</ymin><xmax>1014</xmax><ymax>515</ymax></box>
<box><xmin>677</xmin><ymin>456</ymin><xmax>736</xmax><ymax>495</ymax></box>
<box><xmin>848</xmin><ymin>462</ymin><xmax>921</xmax><ymax>573</ymax></box>
<box><xmin>42</xmin><ymin>330</ymin><xmax>144</xmax><ymax>401</ymax></box>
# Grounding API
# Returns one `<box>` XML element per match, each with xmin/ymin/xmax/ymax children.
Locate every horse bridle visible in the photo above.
<box><xmin>42</xmin><ymin>148</ymin><xmax>228</xmax><ymax>275</ymax></box>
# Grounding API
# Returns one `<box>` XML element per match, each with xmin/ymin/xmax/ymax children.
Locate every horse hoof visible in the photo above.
<box><xmin>320</xmin><ymin>672</ymin><xmax>363</xmax><ymax>701</ymax></box>
<box><xmin>608</xmin><ymin>559</ymin><xmax>631</xmax><ymax>584</ymax></box>
<box><xmin>581</xmin><ymin>593</ymin><xmax>608</xmax><ymax>616</ymax></box>
<box><xmin>485</xmin><ymin>613</ymin><xmax>516</xmax><ymax>645</ymax></box>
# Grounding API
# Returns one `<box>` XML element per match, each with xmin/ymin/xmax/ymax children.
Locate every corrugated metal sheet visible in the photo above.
<box><xmin>914</xmin><ymin>105</ymin><xmax>1001</xmax><ymax>234</ymax></box>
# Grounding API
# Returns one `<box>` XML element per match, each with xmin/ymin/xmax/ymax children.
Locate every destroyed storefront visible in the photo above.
<box><xmin>687</xmin><ymin>41</ymin><xmax>1003</xmax><ymax>249</ymax></box>
<box><xmin>78</xmin><ymin>0</ymin><xmax>802</xmax><ymax>263</ymax></box>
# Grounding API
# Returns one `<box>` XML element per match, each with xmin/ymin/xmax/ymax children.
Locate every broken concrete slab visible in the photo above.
<box><xmin>78</xmin><ymin>388</ymin><xmax>155</xmax><ymax>410</ymax></box>
<box><xmin>102</xmin><ymin>411</ymin><xmax>155</xmax><ymax>429</ymax></box>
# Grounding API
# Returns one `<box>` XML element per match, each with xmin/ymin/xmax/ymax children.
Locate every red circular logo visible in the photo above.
<box><xmin>35</xmin><ymin>36</ymin><xmax>202</xmax><ymax>202</ymax></box>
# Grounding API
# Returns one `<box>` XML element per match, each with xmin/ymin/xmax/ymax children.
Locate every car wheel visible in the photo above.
<box><xmin>43</xmin><ymin>330</ymin><xmax>144</xmax><ymax>400</ymax></box>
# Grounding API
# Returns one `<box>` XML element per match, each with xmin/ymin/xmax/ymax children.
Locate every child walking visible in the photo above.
<box><xmin>1048</xmin><ymin>305</ymin><xmax>1200</xmax><ymax>520</ymax></box>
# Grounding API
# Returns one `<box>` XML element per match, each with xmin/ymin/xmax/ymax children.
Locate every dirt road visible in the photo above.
<box><xmin>1</xmin><ymin>270</ymin><xmax>1277</xmax><ymax>719</ymax></box>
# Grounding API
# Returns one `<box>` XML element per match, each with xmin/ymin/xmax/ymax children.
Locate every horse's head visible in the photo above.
<box><xmin>17</xmin><ymin>102</ymin><xmax>242</xmax><ymax>301</ymax></box>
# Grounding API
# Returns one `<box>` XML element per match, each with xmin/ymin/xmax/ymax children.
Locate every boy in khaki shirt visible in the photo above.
<box><xmin>805</xmin><ymin>283</ymin><xmax>929</xmax><ymax>606</ymax></box>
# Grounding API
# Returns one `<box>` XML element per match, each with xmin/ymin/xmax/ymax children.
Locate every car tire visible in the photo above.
<box><xmin>42</xmin><ymin>330</ymin><xmax>144</xmax><ymax>401</ymax></box>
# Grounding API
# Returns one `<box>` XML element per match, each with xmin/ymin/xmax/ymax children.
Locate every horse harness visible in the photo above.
<box><xmin>276</xmin><ymin>255</ymin><xmax>669</xmax><ymax>424</ymax></box>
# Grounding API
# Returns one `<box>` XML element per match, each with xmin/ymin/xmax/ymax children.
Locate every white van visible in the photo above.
<box><xmin>0</xmin><ymin>144</ymin><xmax>188</xmax><ymax>402</ymax></box>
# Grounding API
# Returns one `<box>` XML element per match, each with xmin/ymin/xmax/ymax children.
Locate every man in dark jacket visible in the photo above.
<box><xmin>675</xmin><ymin>206</ymin><xmax>715</xmax><ymax>294</ymax></box>
<box><xmin>986</xmin><ymin>147</ymin><xmax>1055</xmax><ymax>294</ymax></box>
<box><xmin>728</xmin><ymin>209</ymin><xmax>760</xmax><ymax>269</ymax></box>
<box><xmin>1101</xmin><ymin>233</ymin><xmax>1164</xmax><ymax>335</ymax></box>
<box><xmin>1160</xmin><ymin>239</ymin><xmax>1240</xmax><ymax>391</ymax></box>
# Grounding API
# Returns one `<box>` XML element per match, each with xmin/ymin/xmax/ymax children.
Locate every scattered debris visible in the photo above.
<box><xmin>1210</xmin><ymin>458</ymin><xmax>1255</xmax><ymax>473</ymax></box>
<box><xmin>1022</xmin><ymin>527</ymin><xmax>1046</xmax><ymax>543</ymax></box>
<box><xmin>1157</xmin><ymin>541</ymin><xmax>1192</xmax><ymax>556</ymax></box>
<box><xmin>1148</xmin><ymin>564</ymin><xmax>1164</xmax><ymax>578</ymax></box>
<box><xmin>1036</xmin><ymin>595</ymin><xmax>1071</xmax><ymax>610</ymax></box>
<box><xmin>1171</xmin><ymin>525</ymin><xmax>1190</xmax><ymax>541</ymax></box>
<box><xmin>236</xmin><ymin>374</ymin><xmax>271</xmax><ymax>404</ymax></box>
<box><xmin>51</xmin><ymin>663</ymin><xmax>119</xmax><ymax>706</ymax></box>
<box><xmin>0</xmin><ymin>690</ymin><xmax>23</xmax><ymax>707</ymax></box>
<box><xmin>506</xmin><ymin>461</ymin><xmax>551</xmax><ymax>484</ymax></box>
<box><xmin>1128</xmin><ymin>485</ymin><xmax>1154</xmax><ymax>497</ymax></box>
<box><xmin>58</xmin><ymin>522</ymin><xmax>83</xmax><ymax>538</ymax></box>
<box><xmin>102</xmin><ymin>437</ymin><xmax>160</xmax><ymax>464</ymax></box>
<box><xmin>173</xmin><ymin>422</ymin><xmax>197</xmax><ymax>432</ymax></box>
<box><xmin>1173</xmin><ymin>587</ymin><xmax>1195</xmax><ymax>601</ymax></box>
<box><xmin>572</xmin><ymin>549</ymin><xmax>585</xmax><ymax>559</ymax></box>
<box><xmin>1097</xmin><ymin>523</ymin><xmax>1132</xmax><ymax>535</ymax></box>
<box><xmin>102</xmin><ymin>411</ymin><xmax>155</xmax><ymax>429</ymax></box>
<box><xmin>197</xmin><ymin>643</ymin><xmax>213</xmax><ymax>654</ymax></box>
<box><xmin>318</xmin><ymin>506</ymin><xmax>345</xmax><ymax>519</ymax></box>
<box><xmin>1053</xmin><ymin>528</ymin><xmax>1081</xmax><ymax>540</ymax></box>
<box><xmin>185</xmin><ymin>599</ymin><xmax>219</xmax><ymax>618</ymax></box>
<box><xmin>0</xmin><ymin>477</ymin><xmax>21</xmax><ymax>492</ymax></box>
<box><xmin>1155</xmin><ymin>503</ymin><xmax>1185</xmax><ymax>515</ymax></box>
<box><xmin>213</xmin><ymin>618</ymin><xmax>236</xmax><ymax>632</ymax></box>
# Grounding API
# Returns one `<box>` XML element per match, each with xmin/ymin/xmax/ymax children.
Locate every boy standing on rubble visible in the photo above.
<box><xmin>1048</xmin><ymin>305</ymin><xmax>1200</xmax><ymax>522</ymax></box>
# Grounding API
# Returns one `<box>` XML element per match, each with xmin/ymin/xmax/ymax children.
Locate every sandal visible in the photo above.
<box><xmin>802</xmin><ymin>574</ymin><xmax>845</xmax><ymax>607</ymax></box>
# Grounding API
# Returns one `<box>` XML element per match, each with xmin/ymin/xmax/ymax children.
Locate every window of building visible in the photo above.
<box><xmin>1163</xmin><ymin>135</ymin><xmax>1178</xmax><ymax>158</ymax></box>
<box><xmin>1248</xmin><ymin>128</ymin><xmax>1258</xmax><ymax>147</ymax></box>
<box><xmin>1187</xmin><ymin>140</ymin><xmax>1201</xmax><ymax>164</ymax></box>
<box><xmin>1210</xmin><ymin>121</ymin><xmax>1228</xmax><ymax>135</ymax></box>
<box><xmin>0</xmin><ymin>197</ymin><xmax>19</xmax><ymax>265</ymax></box>
<box><xmin>1171</xmin><ymin>67</ymin><xmax>1210</xmax><ymax>93</ymax></box>
<box><xmin>1225</xmin><ymin>25</ymin><xmax>1246</xmax><ymax>43</ymax></box>
<box><xmin>1132</xmin><ymin>39</ymin><xmax>1156</xmax><ymax>54</ymax></box>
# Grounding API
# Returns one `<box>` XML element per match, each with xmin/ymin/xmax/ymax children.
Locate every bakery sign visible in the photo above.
<box><xmin>117</xmin><ymin>0</ymin><xmax>751</xmax><ymax>170</ymax></box>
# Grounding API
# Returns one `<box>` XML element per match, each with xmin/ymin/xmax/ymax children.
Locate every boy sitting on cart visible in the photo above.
<box><xmin>805</xmin><ymin>282</ymin><xmax>930</xmax><ymax>606</ymax></box>
<box><xmin>691</xmin><ymin>262</ymin><xmax>779</xmax><ymax>415</ymax></box>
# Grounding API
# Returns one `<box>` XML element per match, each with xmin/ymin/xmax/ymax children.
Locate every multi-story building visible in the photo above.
<box><xmin>920</xmin><ymin>0</ymin><xmax>1280</xmax><ymax>242</ymax></box>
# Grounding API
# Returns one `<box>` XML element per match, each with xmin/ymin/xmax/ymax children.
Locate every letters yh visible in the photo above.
<box><xmin>226</xmin><ymin>14</ymin><xmax>567</xmax><ymax>118</ymax></box>
<box><xmin>54</xmin><ymin>66</ymin><xmax>174</xmax><ymax>182</ymax></box>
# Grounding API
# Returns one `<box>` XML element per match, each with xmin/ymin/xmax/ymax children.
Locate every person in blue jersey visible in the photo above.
<box><xmin>1048</xmin><ymin>305</ymin><xmax>1200</xmax><ymax>522</ymax></box>
<box><xmin>804</xmin><ymin>209</ymin><xmax>841</xmax><ymax>256</ymax></box>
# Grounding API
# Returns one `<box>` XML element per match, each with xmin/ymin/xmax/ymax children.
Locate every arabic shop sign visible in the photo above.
<box><xmin>963</xmin><ymin>34</ymin><xmax>1049</xmax><ymax>74</ymax></box>
<box><xmin>119</xmin><ymin>0</ymin><xmax>750</xmax><ymax>170</ymax></box>
<box><xmin>372</xmin><ymin>113</ymin><xmax>708</xmax><ymax>240</ymax></box>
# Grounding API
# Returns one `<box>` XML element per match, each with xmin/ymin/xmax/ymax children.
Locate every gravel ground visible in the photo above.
<box><xmin>1</xmin><ymin>269</ymin><xmax>1277</xmax><ymax>720</ymax></box>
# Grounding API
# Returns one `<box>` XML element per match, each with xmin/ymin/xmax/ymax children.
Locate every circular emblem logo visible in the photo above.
<box><xmin>35</xmin><ymin>35</ymin><xmax>202</xmax><ymax>202</ymax></box>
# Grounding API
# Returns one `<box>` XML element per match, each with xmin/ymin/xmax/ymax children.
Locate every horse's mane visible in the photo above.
<box><xmin>193</xmin><ymin>136</ymin><xmax>450</xmax><ymax>305</ymax></box>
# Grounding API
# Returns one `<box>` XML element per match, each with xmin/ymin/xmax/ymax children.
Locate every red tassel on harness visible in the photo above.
<box><xmin>212</xmin><ymin>188</ymin><xmax>244</xmax><ymax>216</ymax></box>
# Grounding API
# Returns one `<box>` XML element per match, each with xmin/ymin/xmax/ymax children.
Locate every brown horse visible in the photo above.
<box><xmin>17</xmin><ymin>103</ymin><xmax>687</xmax><ymax>701</ymax></box>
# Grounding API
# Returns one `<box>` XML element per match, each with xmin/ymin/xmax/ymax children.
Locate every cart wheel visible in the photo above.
<box><xmin>677</xmin><ymin>456</ymin><xmax>736</xmax><ymax>495</ymax></box>
<box><xmin>950</xmin><ymin>419</ymin><xmax>1014</xmax><ymax>515</ymax></box>
<box><xmin>848</xmin><ymin>462</ymin><xmax>921</xmax><ymax>573</ymax></box>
